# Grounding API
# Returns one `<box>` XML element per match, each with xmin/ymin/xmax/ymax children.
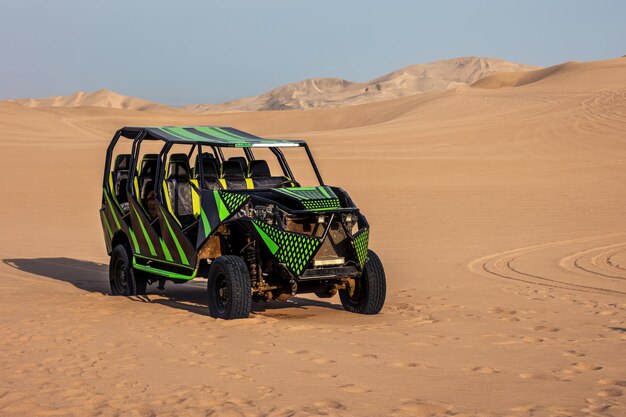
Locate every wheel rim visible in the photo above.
<box><xmin>113</xmin><ymin>257</ymin><xmax>128</xmax><ymax>294</ymax></box>
<box><xmin>213</xmin><ymin>272</ymin><xmax>229</xmax><ymax>313</ymax></box>
<box><xmin>347</xmin><ymin>274</ymin><xmax>365</xmax><ymax>303</ymax></box>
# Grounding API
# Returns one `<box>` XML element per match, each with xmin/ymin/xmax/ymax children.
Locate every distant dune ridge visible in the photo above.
<box><xmin>9</xmin><ymin>88</ymin><xmax>176</xmax><ymax>112</ymax></box>
<box><xmin>186</xmin><ymin>57</ymin><xmax>537</xmax><ymax>111</ymax></box>
<box><xmin>7</xmin><ymin>57</ymin><xmax>536</xmax><ymax>112</ymax></box>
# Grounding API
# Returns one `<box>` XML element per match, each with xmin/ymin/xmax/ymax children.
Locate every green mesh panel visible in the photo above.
<box><xmin>253</xmin><ymin>220</ymin><xmax>321</xmax><ymax>276</ymax></box>
<box><xmin>275</xmin><ymin>186</ymin><xmax>341</xmax><ymax>211</ymax></box>
<box><xmin>353</xmin><ymin>228</ymin><xmax>369</xmax><ymax>267</ymax></box>
<box><xmin>219</xmin><ymin>191</ymin><xmax>248</xmax><ymax>212</ymax></box>
<box><xmin>302</xmin><ymin>199</ymin><xmax>341</xmax><ymax>210</ymax></box>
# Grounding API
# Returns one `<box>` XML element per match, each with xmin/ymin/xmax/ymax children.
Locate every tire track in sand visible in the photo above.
<box><xmin>468</xmin><ymin>234</ymin><xmax>626</xmax><ymax>295</ymax></box>
<box><xmin>560</xmin><ymin>242</ymin><xmax>626</xmax><ymax>281</ymax></box>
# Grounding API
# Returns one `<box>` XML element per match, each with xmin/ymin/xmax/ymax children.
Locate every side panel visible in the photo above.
<box><xmin>352</xmin><ymin>227</ymin><xmax>369</xmax><ymax>268</ymax></box>
<box><xmin>101</xmin><ymin>188</ymin><xmax>132</xmax><ymax>253</ymax></box>
<box><xmin>196</xmin><ymin>190</ymin><xmax>249</xmax><ymax>248</ymax></box>
<box><xmin>128</xmin><ymin>198</ymin><xmax>167</xmax><ymax>261</ymax></box>
<box><xmin>157</xmin><ymin>202</ymin><xmax>197</xmax><ymax>268</ymax></box>
<box><xmin>99</xmin><ymin>208</ymin><xmax>113</xmax><ymax>254</ymax></box>
<box><xmin>252</xmin><ymin>220</ymin><xmax>322</xmax><ymax>276</ymax></box>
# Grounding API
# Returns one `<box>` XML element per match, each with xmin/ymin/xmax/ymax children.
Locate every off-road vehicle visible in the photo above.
<box><xmin>100</xmin><ymin>126</ymin><xmax>385</xmax><ymax>319</ymax></box>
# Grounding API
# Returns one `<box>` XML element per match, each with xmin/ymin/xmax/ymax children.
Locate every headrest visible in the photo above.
<box><xmin>249</xmin><ymin>160</ymin><xmax>271</xmax><ymax>178</ymax></box>
<box><xmin>167</xmin><ymin>153</ymin><xmax>191</xmax><ymax>181</ymax></box>
<box><xmin>114</xmin><ymin>154</ymin><xmax>130</xmax><ymax>171</ymax></box>
<box><xmin>140</xmin><ymin>154</ymin><xmax>158</xmax><ymax>177</ymax></box>
<box><xmin>228</xmin><ymin>156</ymin><xmax>248</xmax><ymax>173</ymax></box>
<box><xmin>195</xmin><ymin>153</ymin><xmax>218</xmax><ymax>178</ymax></box>
<box><xmin>221</xmin><ymin>160</ymin><xmax>245</xmax><ymax>179</ymax></box>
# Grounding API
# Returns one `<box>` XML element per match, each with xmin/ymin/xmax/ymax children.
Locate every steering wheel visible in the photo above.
<box><xmin>276</xmin><ymin>179</ymin><xmax>300</xmax><ymax>188</ymax></box>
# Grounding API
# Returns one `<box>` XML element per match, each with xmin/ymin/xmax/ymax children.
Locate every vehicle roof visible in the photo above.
<box><xmin>120</xmin><ymin>126</ymin><xmax>305</xmax><ymax>148</ymax></box>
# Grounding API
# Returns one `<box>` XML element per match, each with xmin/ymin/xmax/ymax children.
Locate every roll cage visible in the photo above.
<box><xmin>102</xmin><ymin>126</ymin><xmax>326</xmax><ymax>205</ymax></box>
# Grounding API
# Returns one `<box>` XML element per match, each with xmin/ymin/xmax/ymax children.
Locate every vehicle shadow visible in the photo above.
<box><xmin>2</xmin><ymin>257</ymin><xmax>343</xmax><ymax>316</ymax></box>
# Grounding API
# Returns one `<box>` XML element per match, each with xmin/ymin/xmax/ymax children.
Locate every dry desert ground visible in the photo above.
<box><xmin>0</xmin><ymin>57</ymin><xmax>625</xmax><ymax>417</ymax></box>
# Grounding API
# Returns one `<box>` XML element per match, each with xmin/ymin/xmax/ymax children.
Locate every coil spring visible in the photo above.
<box><xmin>244</xmin><ymin>240</ymin><xmax>258</xmax><ymax>280</ymax></box>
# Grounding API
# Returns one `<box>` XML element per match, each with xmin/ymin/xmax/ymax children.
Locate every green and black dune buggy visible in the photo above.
<box><xmin>100</xmin><ymin>126</ymin><xmax>385</xmax><ymax>319</ymax></box>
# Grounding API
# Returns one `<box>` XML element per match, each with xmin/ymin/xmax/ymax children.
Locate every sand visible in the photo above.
<box><xmin>0</xmin><ymin>57</ymin><xmax>625</xmax><ymax>416</ymax></box>
<box><xmin>185</xmin><ymin>57</ymin><xmax>537</xmax><ymax>111</ymax></box>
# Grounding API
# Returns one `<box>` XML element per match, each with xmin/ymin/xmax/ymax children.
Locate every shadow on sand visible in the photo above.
<box><xmin>2</xmin><ymin>257</ymin><xmax>343</xmax><ymax>317</ymax></box>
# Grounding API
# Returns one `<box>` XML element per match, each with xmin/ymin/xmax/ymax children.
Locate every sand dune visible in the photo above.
<box><xmin>0</xmin><ymin>56</ymin><xmax>625</xmax><ymax>416</ymax></box>
<box><xmin>472</xmin><ymin>57</ymin><xmax>626</xmax><ymax>89</ymax></box>
<box><xmin>5</xmin><ymin>57</ymin><xmax>535</xmax><ymax>114</ymax></box>
<box><xmin>187</xmin><ymin>57</ymin><xmax>537</xmax><ymax>111</ymax></box>
<box><xmin>9</xmin><ymin>88</ymin><xmax>177</xmax><ymax>112</ymax></box>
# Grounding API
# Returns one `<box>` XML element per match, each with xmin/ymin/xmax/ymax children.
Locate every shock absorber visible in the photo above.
<box><xmin>244</xmin><ymin>238</ymin><xmax>258</xmax><ymax>283</ymax></box>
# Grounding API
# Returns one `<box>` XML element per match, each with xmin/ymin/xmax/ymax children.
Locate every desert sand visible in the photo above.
<box><xmin>0</xmin><ymin>57</ymin><xmax>625</xmax><ymax>416</ymax></box>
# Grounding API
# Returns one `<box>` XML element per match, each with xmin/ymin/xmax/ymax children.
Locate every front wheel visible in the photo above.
<box><xmin>207</xmin><ymin>256</ymin><xmax>252</xmax><ymax>319</ymax></box>
<box><xmin>339</xmin><ymin>249</ymin><xmax>386</xmax><ymax>314</ymax></box>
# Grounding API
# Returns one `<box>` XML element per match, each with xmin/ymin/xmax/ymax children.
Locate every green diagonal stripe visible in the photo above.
<box><xmin>200</xmin><ymin>207</ymin><xmax>211</xmax><ymax>238</ymax></box>
<box><xmin>196</xmin><ymin>126</ymin><xmax>241</xmax><ymax>142</ymax></box>
<box><xmin>214</xmin><ymin>190</ymin><xmax>230</xmax><ymax>221</ymax></box>
<box><xmin>128</xmin><ymin>228</ymin><xmax>140</xmax><ymax>253</ymax></box>
<box><xmin>159</xmin><ymin>238</ymin><xmax>173</xmax><ymax>262</ymax></box>
<box><xmin>102</xmin><ymin>211</ymin><xmax>113</xmax><ymax>238</ymax></box>
<box><xmin>103</xmin><ymin>189</ymin><xmax>121</xmax><ymax>230</ymax></box>
<box><xmin>160</xmin><ymin>127</ymin><xmax>209</xmax><ymax>142</ymax></box>
<box><xmin>132</xmin><ymin>204</ymin><xmax>156</xmax><ymax>256</ymax></box>
<box><xmin>319</xmin><ymin>186</ymin><xmax>332</xmax><ymax>199</ymax></box>
<box><xmin>160</xmin><ymin>207</ymin><xmax>189</xmax><ymax>265</ymax></box>
<box><xmin>253</xmin><ymin>222</ymin><xmax>279</xmax><ymax>254</ymax></box>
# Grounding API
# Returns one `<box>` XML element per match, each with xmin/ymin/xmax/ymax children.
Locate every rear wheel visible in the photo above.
<box><xmin>109</xmin><ymin>244</ymin><xmax>147</xmax><ymax>296</ymax></box>
<box><xmin>339</xmin><ymin>249</ymin><xmax>386</xmax><ymax>314</ymax></box>
<box><xmin>207</xmin><ymin>256</ymin><xmax>252</xmax><ymax>319</ymax></box>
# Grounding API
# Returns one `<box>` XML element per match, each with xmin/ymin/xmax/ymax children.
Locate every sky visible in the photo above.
<box><xmin>1</xmin><ymin>0</ymin><xmax>625</xmax><ymax>105</ymax></box>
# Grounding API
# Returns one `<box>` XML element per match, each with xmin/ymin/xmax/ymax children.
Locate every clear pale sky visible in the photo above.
<box><xmin>1</xmin><ymin>0</ymin><xmax>624</xmax><ymax>105</ymax></box>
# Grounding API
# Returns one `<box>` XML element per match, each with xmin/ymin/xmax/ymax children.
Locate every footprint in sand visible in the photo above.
<box><xmin>286</xmin><ymin>349</ymin><xmax>310</xmax><ymax>355</ymax></box>
<box><xmin>531</xmin><ymin>325</ymin><xmax>560</xmax><ymax>332</ymax></box>
<box><xmin>598</xmin><ymin>379</ymin><xmax>626</xmax><ymax>387</ymax></box>
<box><xmin>351</xmin><ymin>353</ymin><xmax>378</xmax><ymax>359</ymax></box>
<box><xmin>469</xmin><ymin>366</ymin><xmax>499</xmax><ymax>374</ymax></box>
<box><xmin>388</xmin><ymin>361</ymin><xmax>433</xmax><ymax>369</ymax></box>
<box><xmin>597</xmin><ymin>388</ymin><xmax>623</xmax><ymax>397</ymax></box>
<box><xmin>573</xmin><ymin>362</ymin><xmax>603</xmax><ymax>371</ymax></box>
<box><xmin>519</xmin><ymin>373</ymin><xmax>562</xmax><ymax>381</ymax></box>
<box><xmin>391</xmin><ymin>400</ymin><xmax>453</xmax><ymax>417</ymax></box>
<box><xmin>310</xmin><ymin>358</ymin><xmax>336</xmax><ymax>365</ymax></box>
<box><xmin>561</xmin><ymin>350</ymin><xmax>586</xmax><ymax>358</ymax></box>
<box><xmin>340</xmin><ymin>384</ymin><xmax>371</xmax><ymax>394</ymax></box>
<box><xmin>521</xmin><ymin>336</ymin><xmax>544</xmax><ymax>343</ymax></box>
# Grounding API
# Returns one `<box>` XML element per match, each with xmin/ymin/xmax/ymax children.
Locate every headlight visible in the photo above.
<box><xmin>253</xmin><ymin>204</ymin><xmax>275</xmax><ymax>225</ymax></box>
<box><xmin>342</xmin><ymin>212</ymin><xmax>357</xmax><ymax>233</ymax></box>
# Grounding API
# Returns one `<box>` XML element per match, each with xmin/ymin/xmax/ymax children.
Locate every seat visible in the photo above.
<box><xmin>136</xmin><ymin>154</ymin><xmax>159</xmax><ymax>219</ymax></box>
<box><xmin>248</xmin><ymin>160</ymin><xmax>288</xmax><ymax>189</ymax></box>
<box><xmin>228</xmin><ymin>156</ymin><xmax>248</xmax><ymax>174</ymax></box>
<box><xmin>195</xmin><ymin>152</ymin><xmax>222</xmax><ymax>190</ymax></box>
<box><xmin>138</xmin><ymin>154</ymin><xmax>158</xmax><ymax>199</ymax></box>
<box><xmin>220</xmin><ymin>160</ymin><xmax>248</xmax><ymax>190</ymax></box>
<box><xmin>164</xmin><ymin>153</ymin><xmax>195</xmax><ymax>225</ymax></box>
<box><xmin>111</xmin><ymin>154</ymin><xmax>130</xmax><ymax>206</ymax></box>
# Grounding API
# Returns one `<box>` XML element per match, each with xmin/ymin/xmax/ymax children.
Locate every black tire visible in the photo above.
<box><xmin>133</xmin><ymin>269</ymin><xmax>149</xmax><ymax>295</ymax></box>
<box><xmin>109</xmin><ymin>244</ymin><xmax>147</xmax><ymax>296</ymax></box>
<box><xmin>110</xmin><ymin>244</ymin><xmax>134</xmax><ymax>295</ymax></box>
<box><xmin>207</xmin><ymin>256</ymin><xmax>252</xmax><ymax>319</ymax></box>
<box><xmin>339</xmin><ymin>249</ymin><xmax>386</xmax><ymax>314</ymax></box>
